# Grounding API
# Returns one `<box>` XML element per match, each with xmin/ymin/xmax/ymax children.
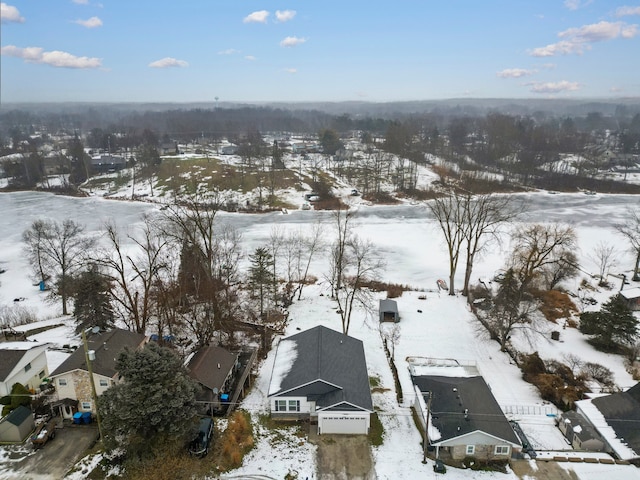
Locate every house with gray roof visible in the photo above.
<box><xmin>49</xmin><ymin>328</ymin><xmax>147</xmax><ymax>414</ymax></box>
<box><xmin>268</xmin><ymin>325</ymin><xmax>373</xmax><ymax>435</ymax></box>
<box><xmin>575</xmin><ymin>383</ymin><xmax>640</xmax><ymax>460</ymax></box>
<box><xmin>187</xmin><ymin>345</ymin><xmax>239</xmax><ymax>413</ymax></box>
<box><xmin>412</xmin><ymin>374</ymin><xmax>521</xmax><ymax>461</ymax></box>
<box><xmin>0</xmin><ymin>342</ymin><xmax>49</xmax><ymax>396</ymax></box>
<box><xmin>558</xmin><ymin>410</ymin><xmax>605</xmax><ymax>452</ymax></box>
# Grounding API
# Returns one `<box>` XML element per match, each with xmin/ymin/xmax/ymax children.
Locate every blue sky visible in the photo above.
<box><xmin>1</xmin><ymin>1</ymin><xmax>639</xmax><ymax>103</ymax></box>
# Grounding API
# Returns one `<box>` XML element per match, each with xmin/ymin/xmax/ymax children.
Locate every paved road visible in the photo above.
<box><xmin>1</xmin><ymin>423</ymin><xmax>98</xmax><ymax>479</ymax></box>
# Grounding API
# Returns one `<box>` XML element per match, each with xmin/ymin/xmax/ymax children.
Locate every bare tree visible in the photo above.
<box><xmin>427</xmin><ymin>194</ymin><xmax>467</xmax><ymax>295</ymax></box>
<box><xmin>615</xmin><ymin>206</ymin><xmax>640</xmax><ymax>281</ymax></box>
<box><xmin>23</xmin><ymin>219</ymin><xmax>95</xmax><ymax>315</ymax></box>
<box><xmin>509</xmin><ymin>223</ymin><xmax>578</xmax><ymax>291</ymax></box>
<box><xmin>461</xmin><ymin>193</ymin><xmax>520</xmax><ymax>296</ymax></box>
<box><xmin>380</xmin><ymin>323</ymin><xmax>401</xmax><ymax>360</ymax></box>
<box><xmin>590</xmin><ymin>241</ymin><xmax>618</xmax><ymax>285</ymax></box>
<box><xmin>100</xmin><ymin>217</ymin><xmax>168</xmax><ymax>333</ymax></box>
<box><xmin>333</xmin><ymin>236</ymin><xmax>385</xmax><ymax>335</ymax></box>
<box><xmin>329</xmin><ymin>208</ymin><xmax>354</xmax><ymax>299</ymax></box>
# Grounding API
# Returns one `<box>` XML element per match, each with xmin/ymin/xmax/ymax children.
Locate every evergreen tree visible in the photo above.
<box><xmin>98</xmin><ymin>342</ymin><xmax>199</xmax><ymax>457</ymax></box>
<box><xmin>579</xmin><ymin>295</ymin><xmax>639</xmax><ymax>350</ymax></box>
<box><xmin>248</xmin><ymin>247</ymin><xmax>275</xmax><ymax>321</ymax></box>
<box><xmin>72</xmin><ymin>265</ymin><xmax>114</xmax><ymax>333</ymax></box>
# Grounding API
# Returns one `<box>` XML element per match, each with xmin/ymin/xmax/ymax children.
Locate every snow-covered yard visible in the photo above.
<box><xmin>1</xmin><ymin>190</ymin><xmax>640</xmax><ymax>479</ymax></box>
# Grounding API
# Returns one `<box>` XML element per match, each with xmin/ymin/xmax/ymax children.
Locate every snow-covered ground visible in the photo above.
<box><xmin>1</xmin><ymin>190</ymin><xmax>640</xmax><ymax>479</ymax></box>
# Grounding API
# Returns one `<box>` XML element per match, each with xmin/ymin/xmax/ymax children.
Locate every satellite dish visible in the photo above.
<box><xmin>91</xmin><ymin>326</ymin><xmax>100</xmax><ymax>334</ymax></box>
<box><xmin>213</xmin><ymin>388</ymin><xmax>219</xmax><ymax>395</ymax></box>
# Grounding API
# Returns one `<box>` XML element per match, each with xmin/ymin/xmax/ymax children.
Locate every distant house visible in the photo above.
<box><xmin>221</xmin><ymin>144</ymin><xmax>238</xmax><ymax>155</ymax></box>
<box><xmin>574</xmin><ymin>383</ymin><xmax>640</xmax><ymax>460</ymax></box>
<box><xmin>0</xmin><ymin>342</ymin><xmax>50</xmax><ymax>396</ymax></box>
<box><xmin>619</xmin><ymin>287</ymin><xmax>640</xmax><ymax>311</ymax></box>
<box><xmin>0</xmin><ymin>405</ymin><xmax>35</xmax><ymax>443</ymax></box>
<box><xmin>558</xmin><ymin>411</ymin><xmax>605</xmax><ymax>451</ymax></box>
<box><xmin>187</xmin><ymin>345</ymin><xmax>240</xmax><ymax>413</ymax></box>
<box><xmin>90</xmin><ymin>154</ymin><xmax>127</xmax><ymax>173</ymax></box>
<box><xmin>379</xmin><ymin>299</ymin><xmax>399</xmax><ymax>323</ymax></box>
<box><xmin>49</xmin><ymin>328</ymin><xmax>147</xmax><ymax>414</ymax></box>
<box><xmin>268</xmin><ymin>325</ymin><xmax>373</xmax><ymax>435</ymax></box>
<box><xmin>412</xmin><ymin>373</ymin><xmax>521</xmax><ymax>461</ymax></box>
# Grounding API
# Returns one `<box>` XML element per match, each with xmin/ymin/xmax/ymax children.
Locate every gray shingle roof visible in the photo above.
<box><xmin>270</xmin><ymin>325</ymin><xmax>373</xmax><ymax>411</ymax></box>
<box><xmin>50</xmin><ymin>328</ymin><xmax>147</xmax><ymax>378</ymax></box>
<box><xmin>0</xmin><ymin>350</ymin><xmax>27</xmax><ymax>382</ymax></box>
<box><xmin>412</xmin><ymin>375</ymin><xmax>521</xmax><ymax>446</ymax></box>
<box><xmin>592</xmin><ymin>382</ymin><xmax>640</xmax><ymax>457</ymax></box>
<box><xmin>5</xmin><ymin>405</ymin><xmax>32</xmax><ymax>426</ymax></box>
<box><xmin>187</xmin><ymin>345</ymin><xmax>238</xmax><ymax>391</ymax></box>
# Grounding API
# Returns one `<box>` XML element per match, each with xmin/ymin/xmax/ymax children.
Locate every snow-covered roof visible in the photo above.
<box><xmin>576</xmin><ymin>399</ymin><xmax>639</xmax><ymax>460</ymax></box>
<box><xmin>619</xmin><ymin>287</ymin><xmax>640</xmax><ymax>300</ymax></box>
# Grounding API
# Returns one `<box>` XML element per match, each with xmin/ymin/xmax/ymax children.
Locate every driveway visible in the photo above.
<box><xmin>312</xmin><ymin>434</ymin><xmax>376</xmax><ymax>480</ymax></box>
<box><xmin>1</xmin><ymin>423</ymin><xmax>99</xmax><ymax>479</ymax></box>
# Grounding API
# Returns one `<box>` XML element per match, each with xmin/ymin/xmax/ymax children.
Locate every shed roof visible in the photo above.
<box><xmin>50</xmin><ymin>328</ymin><xmax>146</xmax><ymax>378</ymax></box>
<box><xmin>412</xmin><ymin>375</ymin><xmax>521</xmax><ymax>446</ymax></box>
<box><xmin>379</xmin><ymin>299</ymin><xmax>398</xmax><ymax>313</ymax></box>
<box><xmin>620</xmin><ymin>287</ymin><xmax>640</xmax><ymax>300</ymax></box>
<box><xmin>4</xmin><ymin>405</ymin><xmax>32</xmax><ymax>426</ymax></box>
<box><xmin>269</xmin><ymin>325</ymin><xmax>373</xmax><ymax>411</ymax></box>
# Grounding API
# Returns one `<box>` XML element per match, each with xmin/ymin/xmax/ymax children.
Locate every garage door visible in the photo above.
<box><xmin>319</xmin><ymin>415</ymin><xmax>368</xmax><ymax>434</ymax></box>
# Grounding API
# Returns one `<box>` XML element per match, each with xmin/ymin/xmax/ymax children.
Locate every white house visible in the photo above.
<box><xmin>0</xmin><ymin>342</ymin><xmax>50</xmax><ymax>396</ymax></box>
<box><xmin>268</xmin><ymin>325</ymin><xmax>373</xmax><ymax>435</ymax></box>
<box><xmin>49</xmin><ymin>328</ymin><xmax>147</xmax><ymax>414</ymax></box>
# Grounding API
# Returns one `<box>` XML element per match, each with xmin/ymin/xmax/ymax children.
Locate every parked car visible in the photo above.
<box><xmin>188</xmin><ymin>417</ymin><xmax>214</xmax><ymax>457</ymax></box>
<box><xmin>433</xmin><ymin>458</ymin><xmax>446</xmax><ymax>473</ymax></box>
<box><xmin>31</xmin><ymin>417</ymin><xmax>57</xmax><ymax>449</ymax></box>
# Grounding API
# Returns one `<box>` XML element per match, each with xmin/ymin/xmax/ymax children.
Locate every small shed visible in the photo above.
<box><xmin>619</xmin><ymin>287</ymin><xmax>640</xmax><ymax>311</ymax></box>
<box><xmin>379</xmin><ymin>299</ymin><xmax>399</xmax><ymax>323</ymax></box>
<box><xmin>0</xmin><ymin>406</ymin><xmax>35</xmax><ymax>443</ymax></box>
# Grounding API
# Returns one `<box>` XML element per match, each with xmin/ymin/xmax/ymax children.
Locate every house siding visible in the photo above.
<box><xmin>270</xmin><ymin>396</ymin><xmax>313</xmax><ymax>419</ymax></box>
<box><xmin>53</xmin><ymin>370</ymin><xmax>114</xmax><ymax>413</ymax></box>
<box><xmin>1</xmin><ymin>347</ymin><xmax>49</xmax><ymax>396</ymax></box>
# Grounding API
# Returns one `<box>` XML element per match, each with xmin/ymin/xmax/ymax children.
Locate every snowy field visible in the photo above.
<box><xmin>1</xmin><ymin>190</ymin><xmax>640</xmax><ymax>479</ymax></box>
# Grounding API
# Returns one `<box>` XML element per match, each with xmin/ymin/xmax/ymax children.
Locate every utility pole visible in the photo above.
<box><xmin>82</xmin><ymin>329</ymin><xmax>104</xmax><ymax>444</ymax></box>
<box><xmin>422</xmin><ymin>391</ymin><xmax>432</xmax><ymax>464</ymax></box>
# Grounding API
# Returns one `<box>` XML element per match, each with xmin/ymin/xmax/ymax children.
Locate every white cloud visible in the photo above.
<box><xmin>1</xmin><ymin>3</ymin><xmax>24</xmax><ymax>23</ymax></box>
<box><xmin>527</xmin><ymin>80</ymin><xmax>580</xmax><ymax>94</ymax></box>
<box><xmin>148</xmin><ymin>57</ymin><xmax>188</xmax><ymax>68</ymax></box>
<box><xmin>616</xmin><ymin>6</ymin><xmax>640</xmax><ymax>17</ymax></box>
<box><xmin>497</xmin><ymin>68</ymin><xmax>536</xmax><ymax>78</ymax></box>
<box><xmin>218</xmin><ymin>48</ymin><xmax>240</xmax><ymax>55</ymax></box>
<box><xmin>559</xmin><ymin>21</ymin><xmax>638</xmax><ymax>42</ymax></box>
<box><xmin>530</xmin><ymin>21</ymin><xmax>638</xmax><ymax>57</ymax></box>
<box><xmin>72</xmin><ymin>0</ymin><xmax>90</xmax><ymax>4</ymax></box>
<box><xmin>280</xmin><ymin>36</ymin><xmax>306</xmax><ymax>47</ymax></box>
<box><xmin>1</xmin><ymin>45</ymin><xmax>102</xmax><ymax>68</ymax></box>
<box><xmin>564</xmin><ymin>0</ymin><xmax>592</xmax><ymax>10</ymax></box>
<box><xmin>74</xmin><ymin>16</ymin><xmax>102</xmax><ymax>28</ymax></box>
<box><xmin>284</xmin><ymin>67</ymin><xmax>297</xmax><ymax>74</ymax></box>
<box><xmin>530</xmin><ymin>40</ymin><xmax>588</xmax><ymax>57</ymax></box>
<box><xmin>243</xmin><ymin>10</ymin><xmax>269</xmax><ymax>23</ymax></box>
<box><xmin>275</xmin><ymin>10</ymin><xmax>296</xmax><ymax>22</ymax></box>
<box><xmin>244</xmin><ymin>55</ymin><xmax>256</xmax><ymax>61</ymax></box>
<box><xmin>610</xmin><ymin>86</ymin><xmax>623</xmax><ymax>93</ymax></box>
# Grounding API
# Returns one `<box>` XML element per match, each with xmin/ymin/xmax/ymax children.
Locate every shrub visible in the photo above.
<box><xmin>532</xmin><ymin>289</ymin><xmax>578</xmax><ymax>323</ymax></box>
<box><xmin>582</xmin><ymin>362</ymin><xmax>614</xmax><ymax>387</ymax></box>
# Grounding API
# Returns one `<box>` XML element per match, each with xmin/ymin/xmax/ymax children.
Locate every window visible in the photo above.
<box><xmin>24</xmin><ymin>362</ymin><xmax>31</xmax><ymax>372</ymax></box>
<box><xmin>494</xmin><ymin>445</ymin><xmax>510</xmax><ymax>455</ymax></box>
<box><xmin>99</xmin><ymin>379</ymin><xmax>109</xmax><ymax>387</ymax></box>
<box><xmin>275</xmin><ymin>400</ymin><xmax>287</xmax><ymax>412</ymax></box>
<box><xmin>58</xmin><ymin>378</ymin><xmax>67</xmax><ymax>386</ymax></box>
<box><xmin>81</xmin><ymin>401</ymin><xmax>92</xmax><ymax>411</ymax></box>
<box><xmin>466</xmin><ymin>445</ymin><xmax>475</xmax><ymax>455</ymax></box>
<box><xmin>288</xmin><ymin>400</ymin><xmax>300</xmax><ymax>412</ymax></box>
<box><xmin>39</xmin><ymin>371</ymin><xmax>45</xmax><ymax>379</ymax></box>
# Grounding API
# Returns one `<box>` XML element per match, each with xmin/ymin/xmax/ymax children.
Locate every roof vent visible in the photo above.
<box><xmin>217</xmin><ymin>363</ymin><xmax>221</xmax><ymax>369</ymax></box>
<box><xmin>452</xmin><ymin>388</ymin><xmax>457</xmax><ymax>392</ymax></box>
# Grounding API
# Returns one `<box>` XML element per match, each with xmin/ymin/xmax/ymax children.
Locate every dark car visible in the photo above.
<box><xmin>188</xmin><ymin>417</ymin><xmax>214</xmax><ymax>457</ymax></box>
<box><xmin>433</xmin><ymin>458</ymin><xmax>446</xmax><ymax>473</ymax></box>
